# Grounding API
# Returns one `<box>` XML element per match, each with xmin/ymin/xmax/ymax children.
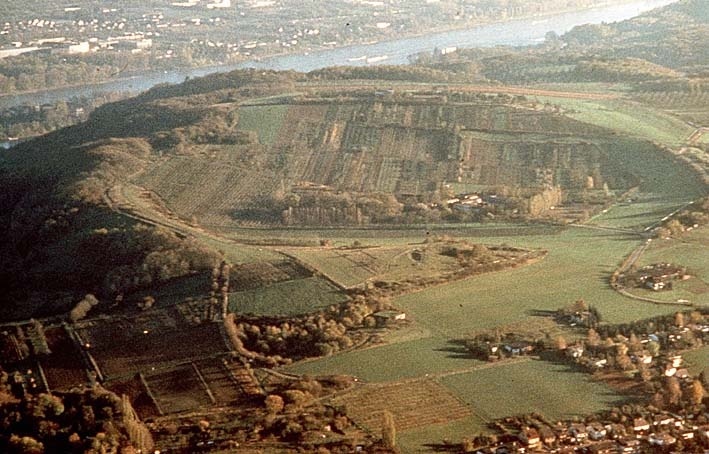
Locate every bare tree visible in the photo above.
<box><xmin>690</xmin><ymin>379</ymin><xmax>706</xmax><ymax>406</ymax></box>
<box><xmin>665</xmin><ymin>376</ymin><xmax>682</xmax><ymax>407</ymax></box>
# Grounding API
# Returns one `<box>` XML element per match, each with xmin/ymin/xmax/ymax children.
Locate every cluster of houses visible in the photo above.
<box><xmin>474</xmin><ymin>415</ymin><xmax>709</xmax><ymax>453</ymax></box>
<box><xmin>627</xmin><ymin>263</ymin><xmax>690</xmax><ymax>291</ymax></box>
<box><xmin>466</xmin><ymin>333</ymin><xmax>538</xmax><ymax>361</ymax></box>
<box><xmin>567</xmin><ymin>334</ymin><xmax>706</xmax><ymax>389</ymax></box>
<box><xmin>443</xmin><ymin>193</ymin><xmax>505</xmax><ymax>214</ymax></box>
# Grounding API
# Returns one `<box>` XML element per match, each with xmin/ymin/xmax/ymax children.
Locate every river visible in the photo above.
<box><xmin>0</xmin><ymin>0</ymin><xmax>676</xmax><ymax>114</ymax></box>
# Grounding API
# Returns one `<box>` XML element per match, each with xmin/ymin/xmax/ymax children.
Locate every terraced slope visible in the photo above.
<box><xmin>131</xmin><ymin>93</ymin><xmax>640</xmax><ymax>228</ymax></box>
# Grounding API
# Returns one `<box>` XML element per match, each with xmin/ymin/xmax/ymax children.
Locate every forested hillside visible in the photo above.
<box><xmin>425</xmin><ymin>0</ymin><xmax>708</xmax><ymax>86</ymax></box>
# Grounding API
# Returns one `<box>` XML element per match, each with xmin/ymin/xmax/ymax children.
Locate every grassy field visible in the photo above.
<box><xmin>128</xmin><ymin>273</ymin><xmax>209</xmax><ymax>308</ymax></box>
<box><xmin>394</xmin><ymin>229</ymin><xmax>680</xmax><ymax>338</ymax></box>
<box><xmin>536</xmin><ymin>98</ymin><xmax>694</xmax><ymax>146</ymax></box>
<box><xmin>589</xmin><ymin>198</ymin><xmax>692</xmax><ymax>231</ymax></box>
<box><xmin>228</xmin><ymin>276</ymin><xmax>348</xmax><ymax>316</ymax></box>
<box><xmin>236</xmin><ymin>104</ymin><xmax>289</xmax><ymax>145</ymax></box>
<box><xmin>198</xmin><ymin>236</ymin><xmax>285</xmax><ymax>263</ymax></box>
<box><xmin>397</xmin><ymin>416</ymin><xmax>490</xmax><ymax>454</ymax></box>
<box><xmin>684</xmin><ymin>346</ymin><xmax>709</xmax><ymax>376</ymax></box>
<box><xmin>586</xmin><ymin>140</ymin><xmax>704</xmax><ymax>231</ymax></box>
<box><xmin>285</xmin><ymin>335</ymin><xmax>483</xmax><ymax>382</ymax></box>
<box><xmin>441</xmin><ymin>359</ymin><xmax>625</xmax><ymax>423</ymax></box>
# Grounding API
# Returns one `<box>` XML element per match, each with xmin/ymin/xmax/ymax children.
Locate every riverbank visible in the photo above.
<box><xmin>0</xmin><ymin>0</ymin><xmax>676</xmax><ymax>103</ymax></box>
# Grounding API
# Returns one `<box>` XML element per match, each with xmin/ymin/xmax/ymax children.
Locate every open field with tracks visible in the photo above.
<box><xmin>228</xmin><ymin>276</ymin><xmax>347</xmax><ymax>316</ymax></box>
<box><xmin>283</xmin><ymin>245</ymin><xmax>427</xmax><ymax>288</ymax></box>
<box><xmin>393</xmin><ymin>228</ymin><xmax>682</xmax><ymax>338</ymax></box>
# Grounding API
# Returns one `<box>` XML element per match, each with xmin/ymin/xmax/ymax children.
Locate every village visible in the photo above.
<box><xmin>459</xmin><ymin>303</ymin><xmax>709</xmax><ymax>453</ymax></box>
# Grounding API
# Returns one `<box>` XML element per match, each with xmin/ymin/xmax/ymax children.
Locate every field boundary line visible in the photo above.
<box><xmin>138</xmin><ymin>372</ymin><xmax>164</xmax><ymax>416</ymax></box>
<box><xmin>192</xmin><ymin>361</ymin><xmax>217</xmax><ymax>405</ymax></box>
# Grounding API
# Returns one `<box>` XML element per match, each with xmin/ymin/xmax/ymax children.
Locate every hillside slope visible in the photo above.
<box><xmin>431</xmin><ymin>0</ymin><xmax>708</xmax><ymax>86</ymax></box>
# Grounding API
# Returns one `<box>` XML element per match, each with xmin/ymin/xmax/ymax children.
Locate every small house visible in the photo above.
<box><xmin>503</xmin><ymin>342</ymin><xmax>534</xmax><ymax>357</ymax></box>
<box><xmin>587</xmin><ymin>441</ymin><xmax>618</xmax><ymax>454</ymax></box>
<box><xmin>568</xmin><ymin>423</ymin><xmax>588</xmax><ymax>441</ymax></box>
<box><xmin>518</xmin><ymin>427</ymin><xmax>540</xmax><ymax>449</ymax></box>
<box><xmin>648</xmin><ymin>433</ymin><xmax>676</xmax><ymax>446</ymax></box>
<box><xmin>607</xmin><ymin>423</ymin><xmax>627</xmax><ymax>439</ymax></box>
<box><xmin>675</xmin><ymin>368</ymin><xmax>689</xmax><ymax>380</ymax></box>
<box><xmin>538</xmin><ymin>426</ymin><xmax>556</xmax><ymax>446</ymax></box>
<box><xmin>618</xmin><ymin>436</ymin><xmax>640</xmax><ymax>452</ymax></box>
<box><xmin>669</xmin><ymin>355</ymin><xmax>683</xmax><ymax>368</ymax></box>
<box><xmin>566</xmin><ymin>344</ymin><xmax>584</xmax><ymax>359</ymax></box>
<box><xmin>698</xmin><ymin>426</ymin><xmax>709</xmax><ymax>440</ymax></box>
<box><xmin>646</xmin><ymin>278</ymin><xmax>666</xmax><ymax>291</ymax></box>
<box><xmin>372</xmin><ymin>311</ymin><xmax>406</xmax><ymax>327</ymax></box>
<box><xmin>635</xmin><ymin>352</ymin><xmax>653</xmax><ymax>365</ymax></box>
<box><xmin>680</xmin><ymin>430</ymin><xmax>694</xmax><ymax>440</ymax></box>
<box><xmin>652</xmin><ymin>415</ymin><xmax>675</xmax><ymax>427</ymax></box>
<box><xmin>587</xmin><ymin>423</ymin><xmax>607</xmax><ymax>440</ymax></box>
<box><xmin>633</xmin><ymin>418</ymin><xmax>650</xmax><ymax>432</ymax></box>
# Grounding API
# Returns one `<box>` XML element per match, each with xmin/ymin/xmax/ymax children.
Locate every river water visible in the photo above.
<box><xmin>0</xmin><ymin>0</ymin><xmax>676</xmax><ymax>115</ymax></box>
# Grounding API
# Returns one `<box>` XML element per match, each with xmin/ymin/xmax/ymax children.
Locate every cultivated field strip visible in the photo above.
<box><xmin>330</xmin><ymin>379</ymin><xmax>471</xmax><ymax>432</ymax></box>
<box><xmin>145</xmin><ymin>364</ymin><xmax>211</xmax><ymax>414</ymax></box>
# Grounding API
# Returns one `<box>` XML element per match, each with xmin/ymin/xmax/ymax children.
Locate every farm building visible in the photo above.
<box><xmin>503</xmin><ymin>342</ymin><xmax>535</xmax><ymax>356</ymax></box>
<box><xmin>372</xmin><ymin>310</ymin><xmax>406</xmax><ymax>327</ymax></box>
<box><xmin>634</xmin><ymin>263</ymin><xmax>690</xmax><ymax>291</ymax></box>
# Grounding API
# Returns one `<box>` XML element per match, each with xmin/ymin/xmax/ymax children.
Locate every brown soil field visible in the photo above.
<box><xmin>145</xmin><ymin>364</ymin><xmax>213</xmax><ymax>414</ymax></box>
<box><xmin>39</xmin><ymin>327</ymin><xmax>88</xmax><ymax>391</ymax></box>
<box><xmin>77</xmin><ymin>313</ymin><xmax>229</xmax><ymax>379</ymax></box>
